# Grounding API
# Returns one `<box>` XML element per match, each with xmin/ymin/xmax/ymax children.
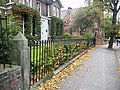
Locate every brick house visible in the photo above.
<box><xmin>61</xmin><ymin>7</ymin><xmax>93</xmax><ymax>36</ymax></box>
<box><xmin>61</xmin><ymin>7</ymin><xmax>104</xmax><ymax>42</ymax></box>
<box><xmin>1</xmin><ymin>0</ymin><xmax>63</xmax><ymax>40</ymax></box>
<box><xmin>39</xmin><ymin>0</ymin><xmax>63</xmax><ymax>40</ymax></box>
<box><xmin>62</xmin><ymin>7</ymin><xmax>74</xmax><ymax>33</ymax></box>
<box><xmin>61</xmin><ymin>7</ymin><xmax>81</xmax><ymax>36</ymax></box>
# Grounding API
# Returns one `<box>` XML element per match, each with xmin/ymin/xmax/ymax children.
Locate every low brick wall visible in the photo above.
<box><xmin>0</xmin><ymin>65</ymin><xmax>21</xmax><ymax>90</ymax></box>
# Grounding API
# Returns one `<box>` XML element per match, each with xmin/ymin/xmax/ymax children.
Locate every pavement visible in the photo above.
<box><xmin>59</xmin><ymin>43</ymin><xmax>120</xmax><ymax>90</ymax></box>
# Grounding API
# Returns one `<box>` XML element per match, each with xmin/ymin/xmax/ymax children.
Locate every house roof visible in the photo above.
<box><xmin>57</xmin><ymin>0</ymin><xmax>63</xmax><ymax>8</ymax></box>
<box><xmin>61</xmin><ymin>8</ymin><xmax>78</xmax><ymax>19</ymax></box>
<box><xmin>61</xmin><ymin>7</ymin><xmax>86</xmax><ymax>19</ymax></box>
<box><xmin>46</xmin><ymin>0</ymin><xmax>63</xmax><ymax>8</ymax></box>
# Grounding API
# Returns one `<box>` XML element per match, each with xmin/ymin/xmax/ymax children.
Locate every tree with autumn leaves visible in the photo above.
<box><xmin>104</xmin><ymin>0</ymin><xmax>120</xmax><ymax>48</ymax></box>
<box><xmin>72</xmin><ymin>6</ymin><xmax>100</xmax><ymax>34</ymax></box>
<box><xmin>86</xmin><ymin>0</ymin><xmax>120</xmax><ymax>48</ymax></box>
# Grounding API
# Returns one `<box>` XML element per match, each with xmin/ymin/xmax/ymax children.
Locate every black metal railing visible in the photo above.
<box><xmin>0</xmin><ymin>15</ymin><xmax>11</xmax><ymax>69</ymax></box>
<box><xmin>28</xmin><ymin>38</ymin><xmax>96</xmax><ymax>85</ymax></box>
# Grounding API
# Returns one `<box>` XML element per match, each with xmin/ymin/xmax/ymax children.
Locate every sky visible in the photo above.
<box><xmin>60</xmin><ymin>0</ymin><xmax>86</xmax><ymax>10</ymax></box>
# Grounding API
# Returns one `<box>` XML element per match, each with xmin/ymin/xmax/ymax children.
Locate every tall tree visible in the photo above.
<box><xmin>101</xmin><ymin>15</ymin><xmax>120</xmax><ymax>38</ymax></box>
<box><xmin>71</xmin><ymin>7</ymin><xmax>100</xmax><ymax>34</ymax></box>
<box><xmin>85</xmin><ymin>0</ymin><xmax>92</xmax><ymax>6</ymax></box>
<box><xmin>87</xmin><ymin>0</ymin><xmax>120</xmax><ymax>48</ymax></box>
<box><xmin>106</xmin><ymin>0</ymin><xmax>120</xmax><ymax>48</ymax></box>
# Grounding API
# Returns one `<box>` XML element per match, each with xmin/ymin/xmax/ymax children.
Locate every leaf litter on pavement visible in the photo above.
<box><xmin>37</xmin><ymin>48</ymin><xmax>94</xmax><ymax>90</ymax></box>
<box><xmin>117</xmin><ymin>67</ymin><xmax>120</xmax><ymax>72</ymax></box>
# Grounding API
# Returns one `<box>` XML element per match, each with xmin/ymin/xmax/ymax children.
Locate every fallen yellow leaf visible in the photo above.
<box><xmin>37</xmin><ymin>48</ymin><xmax>95</xmax><ymax>90</ymax></box>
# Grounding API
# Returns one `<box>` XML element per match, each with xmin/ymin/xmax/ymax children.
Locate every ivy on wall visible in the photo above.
<box><xmin>0</xmin><ymin>0</ymin><xmax>6</xmax><ymax>6</ymax></box>
<box><xmin>12</xmin><ymin>3</ymin><xmax>41</xmax><ymax>39</ymax></box>
<box><xmin>51</xmin><ymin>16</ymin><xmax>64</xmax><ymax>39</ymax></box>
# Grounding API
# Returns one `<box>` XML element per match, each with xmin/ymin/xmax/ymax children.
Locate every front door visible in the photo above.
<box><xmin>41</xmin><ymin>18</ymin><xmax>48</xmax><ymax>41</ymax></box>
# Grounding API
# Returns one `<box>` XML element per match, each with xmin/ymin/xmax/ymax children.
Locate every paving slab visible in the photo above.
<box><xmin>59</xmin><ymin>43</ymin><xmax>120</xmax><ymax>90</ymax></box>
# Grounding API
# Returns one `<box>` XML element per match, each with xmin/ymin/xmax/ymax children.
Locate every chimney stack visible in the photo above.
<box><xmin>68</xmin><ymin>7</ymin><xmax>72</xmax><ymax>10</ymax></box>
<box><xmin>68</xmin><ymin>7</ymin><xmax>72</xmax><ymax>13</ymax></box>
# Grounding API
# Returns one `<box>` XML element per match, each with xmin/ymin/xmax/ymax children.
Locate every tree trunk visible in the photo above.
<box><xmin>108</xmin><ymin>32</ymin><xmax>115</xmax><ymax>48</ymax></box>
<box><xmin>108</xmin><ymin>8</ymin><xmax>117</xmax><ymax>48</ymax></box>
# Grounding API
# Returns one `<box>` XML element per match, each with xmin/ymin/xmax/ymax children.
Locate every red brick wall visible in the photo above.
<box><xmin>41</xmin><ymin>2</ymin><xmax>47</xmax><ymax>16</ymax></box>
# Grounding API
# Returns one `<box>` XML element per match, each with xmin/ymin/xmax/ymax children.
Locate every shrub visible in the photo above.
<box><xmin>63</xmin><ymin>33</ymin><xmax>72</xmax><ymax>39</ymax></box>
<box><xmin>72</xmin><ymin>35</ymin><xmax>83</xmax><ymax>38</ymax></box>
<box><xmin>51</xmin><ymin>16</ymin><xmax>64</xmax><ymax>38</ymax></box>
<box><xmin>102</xmin><ymin>38</ymin><xmax>108</xmax><ymax>42</ymax></box>
<box><xmin>71</xmin><ymin>33</ymin><xmax>94</xmax><ymax>39</ymax></box>
<box><xmin>83</xmin><ymin>32</ymin><xmax>94</xmax><ymax>38</ymax></box>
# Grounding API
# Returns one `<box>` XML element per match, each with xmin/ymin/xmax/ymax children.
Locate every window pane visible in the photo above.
<box><xmin>6</xmin><ymin>0</ymin><xmax>9</xmax><ymax>3</ymax></box>
<box><xmin>26</xmin><ymin>0</ymin><xmax>30</xmax><ymax>6</ymax></box>
<box><xmin>30</xmin><ymin>0</ymin><xmax>32</xmax><ymax>7</ymax></box>
<box><xmin>57</xmin><ymin>8</ymin><xmax>59</xmax><ymax>17</ymax></box>
<box><xmin>53</xmin><ymin>6</ymin><xmax>56</xmax><ymax>16</ymax></box>
<box><xmin>37</xmin><ymin>1</ymin><xmax>41</xmax><ymax>13</ymax></box>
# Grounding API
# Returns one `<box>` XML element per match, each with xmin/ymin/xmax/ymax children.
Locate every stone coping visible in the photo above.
<box><xmin>0</xmin><ymin>64</ymin><xmax>21</xmax><ymax>74</ymax></box>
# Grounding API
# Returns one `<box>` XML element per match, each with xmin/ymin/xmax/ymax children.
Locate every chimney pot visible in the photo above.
<box><xmin>68</xmin><ymin>7</ymin><xmax>72</xmax><ymax>9</ymax></box>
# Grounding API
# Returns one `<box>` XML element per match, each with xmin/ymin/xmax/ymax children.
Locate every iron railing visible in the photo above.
<box><xmin>0</xmin><ymin>15</ymin><xmax>11</xmax><ymax>69</ymax></box>
<box><xmin>28</xmin><ymin>38</ymin><xmax>96</xmax><ymax>85</ymax></box>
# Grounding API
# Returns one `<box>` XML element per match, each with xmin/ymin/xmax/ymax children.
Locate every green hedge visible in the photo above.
<box><xmin>53</xmin><ymin>41</ymin><xmax>87</xmax><ymax>69</ymax></box>
<box><xmin>51</xmin><ymin>16</ymin><xmax>64</xmax><ymax>39</ymax></box>
<box><xmin>30</xmin><ymin>40</ymin><xmax>88</xmax><ymax>71</ymax></box>
<box><xmin>64</xmin><ymin>33</ymin><xmax>72</xmax><ymax>39</ymax></box>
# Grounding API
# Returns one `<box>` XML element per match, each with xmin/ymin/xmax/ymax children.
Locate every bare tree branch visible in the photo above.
<box><xmin>106</xmin><ymin>0</ymin><xmax>115</xmax><ymax>12</ymax></box>
<box><xmin>115</xmin><ymin>0</ymin><xmax>119</xmax><ymax>4</ymax></box>
<box><xmin>112</xmin><ymin>0</ymin><xmax>114</xmax><ymax>3</ymax></box>
<box><xmin>108</xmin><ymin>0</ymin><xmax>113</xmax><ymax>8</ymax></box>
<box><xmin>112</xmin><ymin>0</ymin><xmax>115</xmax><ymax>4</ymax></box>
<box><xmin>109</xmin><ymin>1</ymin><xmax>112</xmax><ymax>7</ymax></box>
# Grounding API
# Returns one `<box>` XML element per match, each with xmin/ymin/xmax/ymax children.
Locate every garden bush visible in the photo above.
<box><xmin>102</xmin><ymin>38</ymin><xmax>108</xmax><ymax>42</ymax></box>
<box><xmin>51</xmin><ymin>41</ymin><xmax>87</xmax><ymax>69</ymax></box>
<box><xmin>63</xmin><ymin>33</ymin><xmax>72</xmax><ymax>39</ymax></box>
<box><xmin>82</xmin><ymin>32</ymin><xmax>94</xmax><ymax>38</ymax></box>
<box><xmin>29</xmin><ymin>38</ymin><xmax>95</xmax><ymax>81</ymax></box>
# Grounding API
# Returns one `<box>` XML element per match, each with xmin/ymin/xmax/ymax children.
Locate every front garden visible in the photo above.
<box><xmin>29</xmin><ymin>38</ymin><xmax>96</xmax><ymax>86</ymax></box>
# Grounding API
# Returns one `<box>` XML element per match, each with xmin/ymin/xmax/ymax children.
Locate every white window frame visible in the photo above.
<box><xmin>26</xmin><ymin>0</ymin><xmax>30</xmax><ymax>6</ymax></box>
<box><xmin>37</xmin><ymin>1</ymin><xmax>41</xmax><ymax>14</ymax></box>
<box><xmin>23</xmin><ymin>0</ymin><xmax>25</xmax><ymax>4</ymax></box>
<box><xmin>48</xmin><ymin>5</ymin><xmax>50</xmax><ymax>17</ymax></box>
<box><xmin>56</xmin><ymin>8</ymin><xmax>59</xmax><ymax>17</ymax></box>
<box><xmin>6</xmin><ymin>0</ymin><xmax>14</xmax><ymax>5</ymax></box>
<box><xmin>6</xmin><ymin>0</ymin><xmax>12</xmax><ymax>3</ymax></box>
<box><xmin>19</xmin><ymin>0</ymin><xmax>32</xmax><ymax>7</ymax></box>
<box><xmin>19</xmin><ymin>0</ymin><xmax>22</xmax><ymax>4</ymax></box>
<box><xmin>53</xmin><ymin>5</ymin><xmax>56</xmax><ymax>16</ymax></box>
<box><xmin>30</xmin><ymin>0</ymin><xmax>32</xmax><ymax>7</ymax></box>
